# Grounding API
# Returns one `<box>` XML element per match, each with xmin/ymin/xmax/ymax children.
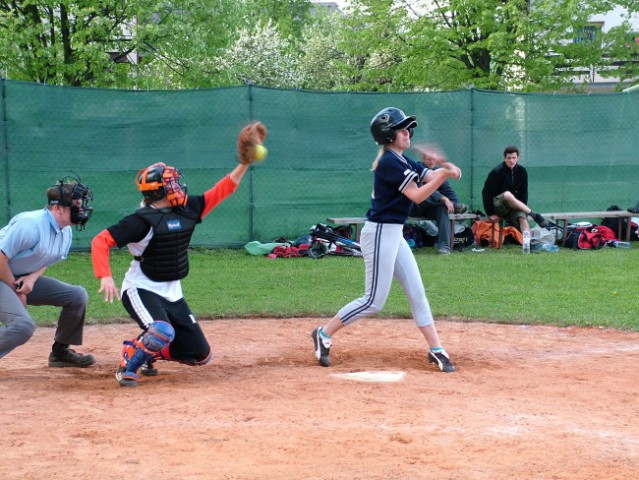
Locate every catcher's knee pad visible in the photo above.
<box><xmin>121</xmin><ymin>321</ymin><xmax>175</xmax><ymax>375</ymax></box>
<box><xmin>143</xmin><ymin>321</ymin><xmax>175</xmax><ymax>352</ymax></box>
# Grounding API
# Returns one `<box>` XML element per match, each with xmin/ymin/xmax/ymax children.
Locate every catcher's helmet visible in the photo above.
<box><xmin>136</xmin><ymin>162</ymin><xmax>188</xmax><ymax>207</ymax></box>
<box><xmin>370</xmin><ymin>107</ymin><xmax>418</xmax><ymax>145</ymax></box>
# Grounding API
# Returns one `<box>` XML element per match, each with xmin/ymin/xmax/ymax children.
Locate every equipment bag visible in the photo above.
<box><xmin>564</xmin><ymin>224</ymin><xmax>611</xmax><ymax>250</ymax></box>
<box><xmin>453</xmin><ymin>225</ymin><xmax>476</xmax><ymax>251</ymax></box>
<box><xmin>601</xmin><ymin>205</ymin><xmax>639</xmax><ymax>241</ymax></box>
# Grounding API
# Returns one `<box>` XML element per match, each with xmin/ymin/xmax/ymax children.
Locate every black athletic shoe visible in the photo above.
<box><xmin>311</xmin><ymin>327</ymin><xmax>331</xmax><ymax>367</ymax></box>
<box><xmin>531</xmin><ymin>212</ymin><xmax>549</xmax><ymax>228</ymax></box>
<box><xmin>48</xmin><ymin>348</ymin><xmax>96</xmax><ymax>368</ymax></box>
<box><xmin>428</xmin><ymin>350</ymin><xmax>456</xmax><ymax>373</ymax></box>
<box><xmin>453</xmin><ymin>203</ymin><xmax>469</xmax><ymax>214</ymax></box>
<box><xmin>140</xmin><ymin>359</ymin><xmax>158</xmax><ymax>377</ymax></box>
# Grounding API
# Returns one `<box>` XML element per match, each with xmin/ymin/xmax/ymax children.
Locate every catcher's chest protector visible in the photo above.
<box><xmin>134</xmin><ymin>207</ymin><xmax>200</xmax><ymax>281</ymax></box>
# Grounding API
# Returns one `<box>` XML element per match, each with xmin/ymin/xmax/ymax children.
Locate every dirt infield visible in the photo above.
<box><xmin>1</xmin><ymin>318</ymin><xmax>638</xmax><ymax>480</ymax></box>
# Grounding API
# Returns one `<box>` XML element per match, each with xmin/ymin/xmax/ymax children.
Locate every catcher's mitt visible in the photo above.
<box><xmin>237</xmin><ymin>121</ymin><xmax>267</xmax><ymax>165</ymax></box>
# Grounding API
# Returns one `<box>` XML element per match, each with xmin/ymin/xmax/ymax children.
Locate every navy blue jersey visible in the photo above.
<box><xmin>367</xmin><ymin>149</ymin><xmax>429</xmax><ymax>224</ymax></box>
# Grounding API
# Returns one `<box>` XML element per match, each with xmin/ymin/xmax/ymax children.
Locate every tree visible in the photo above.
<box><xmin>318</xmin><ymin>0</ymin><xmax>637</xmax><ymax>92</ymax></box>
<box><xmin>0</xmin><ymin>0</ymin><xmax>312</xmax><ymax>89</ymax></box>
<box><xmin>121</xmin><ymin>0</ymin><xmax>313</xmax><ymax>90</ymax></box>
<box><xmin>297</xmin><ymin>8</ymin><xmax>364</xmax><ymax>90</ymax></box>
<box><xmin>218</xmin><ymin>20</ymin><xmax>301</xmax><ymax>88</ymax></box>
<box><xmin>1</xmin><ymin>0</ymin><xmax>636</xmax><ymax>91</ymax></box>
<box><xmin>595</xmin><ymin>12</ymin><xmax>639</xmax><ymax>91</ymax></box>
<box><xmin>0</xmin><ymin>0</ymin><xmax>142</xmax><ymax>86</ymax></box>
<box><xmin>129</xmin><ymin>0</ymin><xmax>246</xmax><ymax>89</ymax></box>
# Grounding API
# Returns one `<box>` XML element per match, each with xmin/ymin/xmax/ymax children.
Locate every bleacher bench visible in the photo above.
<box><xmin>327</xmin><ymin>210</ymin><xmax>635</xmax><ymax>250</ymax></box>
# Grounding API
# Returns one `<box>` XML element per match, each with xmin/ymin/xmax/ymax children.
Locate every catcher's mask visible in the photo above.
<box><xmin>370</xmin><ymin>107</ymin><xmax>418</xmax><ymax>145</ymax></box>
<box><xmin>47</xmin><ymin>175</ymin><xmax>94</xmax><ymax>230</ymax></box>
<box><xmin>136</xmin><ymin>162</ymin><xmax>188</xmax><ymax>208</ymax></box>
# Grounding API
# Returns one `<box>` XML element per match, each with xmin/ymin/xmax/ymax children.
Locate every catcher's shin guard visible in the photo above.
<box><xmin>116</xmin><ymin>321</ymin><xmax>175</xmax><ymax>387</ymax></box>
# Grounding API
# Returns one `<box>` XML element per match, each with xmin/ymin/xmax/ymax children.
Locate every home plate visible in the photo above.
<box><xmin>331</xmin><ymin>371</ymin><xmax>406</xmax><ymax>383</ymax></box>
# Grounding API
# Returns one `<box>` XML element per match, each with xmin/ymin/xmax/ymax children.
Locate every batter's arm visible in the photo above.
<box><xmin>404</xmin><ymin>168</ymin><xmax>460</xmax><ymax>205</ymax></box>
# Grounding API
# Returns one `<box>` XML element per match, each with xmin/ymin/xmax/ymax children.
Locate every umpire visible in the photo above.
<box><xmin>0</xmin><ymin>177</ymin><xmax>96</xmax><ymax>367</ymax></box>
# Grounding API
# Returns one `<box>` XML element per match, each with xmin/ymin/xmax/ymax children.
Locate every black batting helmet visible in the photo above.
<box><xmin>370</xmin><ymin>107</ymin><xmax>418</xmax><ymax>145</ymax></box>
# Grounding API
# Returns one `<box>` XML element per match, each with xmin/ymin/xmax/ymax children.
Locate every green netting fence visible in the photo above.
<box><xmin>2</xmin><ymin>79</ymin><xmax>638</xmax><ymax>250</ymax></box>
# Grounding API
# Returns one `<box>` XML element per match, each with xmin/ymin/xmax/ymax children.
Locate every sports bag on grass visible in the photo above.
<box><xmin>564</xmin><ymin>224</ymin><xmax>613</xmax><ymax>250</ymax></box>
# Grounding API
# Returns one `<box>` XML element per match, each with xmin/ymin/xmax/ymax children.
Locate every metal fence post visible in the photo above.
<box><xmin>247</xmin><ymin>82</ymin><xmax>255</xmax><ymax>241</ymax></box>
<box><xmin>469</xmin><ymin>86</ymin><xmax>475</xmax><ymax>210</ymax></box>
<box><xmin>1</xmin><ymin>78</ymin><xmax>10</xmax><ymax>223</ymax></box>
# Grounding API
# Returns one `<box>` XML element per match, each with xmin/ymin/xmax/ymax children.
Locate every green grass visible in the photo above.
<box><xmin>34</xmin><ymin>245</ymin><xmax>639</xmax><ymax>331</ymax></box>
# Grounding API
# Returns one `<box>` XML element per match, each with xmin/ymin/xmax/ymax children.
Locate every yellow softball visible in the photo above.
<box><xmin>254</xmin><ymin>144</ymin><xmax>268</xmax><ymax>162</ymax></box>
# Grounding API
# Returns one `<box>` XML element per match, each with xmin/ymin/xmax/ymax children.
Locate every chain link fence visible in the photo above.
<box><xmin>2</xmin><ymin>80</ymin><xmax>638</xmax><ymax>250</ymax></box>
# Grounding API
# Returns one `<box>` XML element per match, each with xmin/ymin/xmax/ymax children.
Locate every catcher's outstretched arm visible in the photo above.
<box><xmin>201</xmin><ymin>174</ymin><xmax>241</xmax><ymax>218</ymax></box>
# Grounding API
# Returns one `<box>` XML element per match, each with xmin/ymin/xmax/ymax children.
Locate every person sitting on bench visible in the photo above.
<box><xmin>410</xmin><ymin>145</ymin><xmax>469</xmax><ymax>255</ymax></box>
<box><xmin>481</xmin><ymin>145</ymin><xmax>548</xmax><ymax>235</ymax></box>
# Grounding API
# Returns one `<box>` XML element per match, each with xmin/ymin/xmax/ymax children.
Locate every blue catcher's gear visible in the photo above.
<box><xmin>116</xmin><ymin>321</ymin><xmax>175</xmax><ymax>387</ymax></box>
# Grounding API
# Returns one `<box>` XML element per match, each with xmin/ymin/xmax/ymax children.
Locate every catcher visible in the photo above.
<box><xmin>91</xmin><ymin>122</ymin><xmax>267</xmax><ymax>386</ymax></box>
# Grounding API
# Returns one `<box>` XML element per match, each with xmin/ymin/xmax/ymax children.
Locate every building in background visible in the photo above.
<box><xmin>310</xmin><ymin>1</ymin><xmax>341</xmax><ymax>14</ymax></box>
<box><xmin>569</xmin><ymin>7</ymin><xmax>639</xmax><ymax>91</ymax></box>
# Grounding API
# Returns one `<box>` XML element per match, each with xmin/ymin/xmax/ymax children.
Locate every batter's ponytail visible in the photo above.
<box><xmin>371</xmin><ymin>147</ymin><xmax>385</xmax><ymax>171</ymax></box>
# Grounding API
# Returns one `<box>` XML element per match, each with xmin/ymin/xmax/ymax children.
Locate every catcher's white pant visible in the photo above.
<box><xmin>337</xmin><ymin>221</ymin><xmax>434</xmax><ymax>328</ymax></box>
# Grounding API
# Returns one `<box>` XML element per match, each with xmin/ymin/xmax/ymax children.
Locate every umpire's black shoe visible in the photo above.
<box><xmin>48</xmin><ymin>348</ymin><xmax>96</xmax><ymax>368</ymax></box>
<box><xmin>428</xmin><ymin>350</ymin><xmax>456</xmax><ymax>373</ymax></box>
<box><xmin>311</xmin><ymin>327</ymin><xmax>331</xmax><ymax>367</ymax></box>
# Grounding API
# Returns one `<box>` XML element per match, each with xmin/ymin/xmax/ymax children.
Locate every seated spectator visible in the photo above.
<box><xmin>410</xmin><ymin>145</ymin><xmax>469</xmax><ymax>255</ymax></box>
<box><xmin>481</xmin><ymin>145</ymin><xmax>548</xmax><ymax>235</ymax></box>
<box><xmin>416</xmin><ymin>145</ymin><xmax>468</xmax><ymax>214</ymax></box>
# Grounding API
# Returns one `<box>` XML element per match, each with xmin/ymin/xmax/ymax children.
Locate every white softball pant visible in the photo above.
<box><xmin>338</xmin><ymin>221</ymin><xmax>434</xmax><ymax>328</ymax></box>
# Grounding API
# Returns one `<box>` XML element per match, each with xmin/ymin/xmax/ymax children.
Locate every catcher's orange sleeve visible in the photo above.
<box><xmin>201</xmin><ymin>174</ymin><xmax>238</xmax><ymax>218</ymax></box>
<box><xmin>91</xmin><ymin>229</ymin><xmax>118</xmax><ymax>278</ymax></box>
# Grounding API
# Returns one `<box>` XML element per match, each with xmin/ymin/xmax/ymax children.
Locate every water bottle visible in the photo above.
<box><xmin>522</xmin><ymin>230</ymin><xmax>531</xmax><ymax>254</ymax></box>
<box><xmin>540</xmin><ymin>243</ymin><xmax>559</xmax><ymax>252</ymax></box>
<box><xmin>611</xmin><ymin>241</ymin><xmax>631</xmax><ymax>248</ymax></box>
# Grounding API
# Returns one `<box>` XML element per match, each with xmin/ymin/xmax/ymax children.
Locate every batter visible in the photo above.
<box><xmin>312</xmin><ymin>107</ymin><xmax>461</xmax><ymax>372</ymax></box>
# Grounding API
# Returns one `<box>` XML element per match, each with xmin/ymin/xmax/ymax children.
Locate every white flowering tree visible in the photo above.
<box><xmin>218</xmin><ymin>20</ymin><xmax>301</xmax><ymax>88</ymax></box>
